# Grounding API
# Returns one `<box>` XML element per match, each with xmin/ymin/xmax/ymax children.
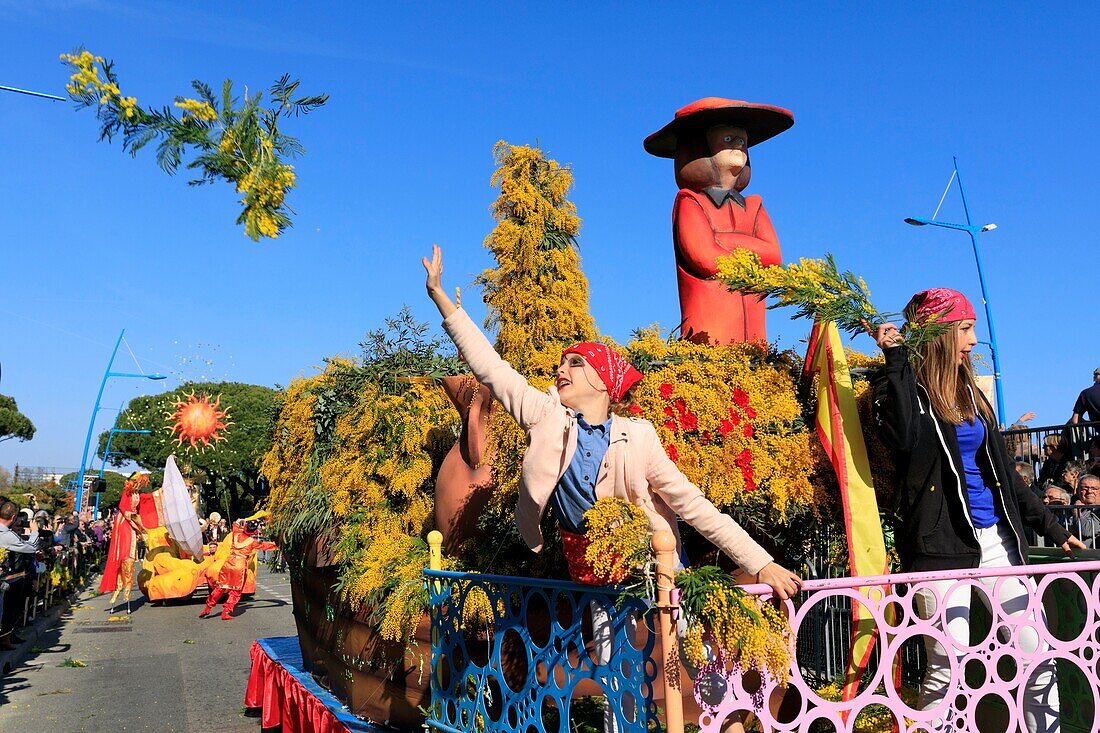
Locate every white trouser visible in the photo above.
<box><xmin>914</xmin><ymin>522</ymin><xmax>1059</xmax><ymax>733</ymax></box>
<box><xmin>591</xmin><ymin>600</ymin><xmax>638</xmax><ymax>733</ymax></box>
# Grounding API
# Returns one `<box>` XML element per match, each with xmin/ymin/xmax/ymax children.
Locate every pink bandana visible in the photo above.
<box><xmin>561</xmin><ymin>342</ymin><xmax>643</xmax><ymax>403</ymax></box>
<box><xmin>906</xmin><ymin>288</ymin><xmax>976</xmax><ymax>325</ymax></box>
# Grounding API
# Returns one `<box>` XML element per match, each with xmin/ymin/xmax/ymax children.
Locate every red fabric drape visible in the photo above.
<box><xmin>99</xmin><ymin>488</ymin><xmax>137</xmax><ymax>593</ymax></box>
<box><xmin>245</xmin><ymin>640</ymin><xmax>351</xmax><ymax>733</ymax></box>
<box><xmin>137</xmin><ymin>492</ymin><xmax>162</xmax><ymax>529</ymax></box>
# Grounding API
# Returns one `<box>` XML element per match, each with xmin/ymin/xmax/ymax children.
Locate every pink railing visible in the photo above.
<box><xmin>696</xmin><ymin>560</ymin><xmax>1100</xmax><ymax>732</ymax></box>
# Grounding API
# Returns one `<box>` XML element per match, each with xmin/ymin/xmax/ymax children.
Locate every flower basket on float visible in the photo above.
<box><xmin>261</xmin><ymin>141</ymin><xmax>885</xmax><ymax>728</ymax></box>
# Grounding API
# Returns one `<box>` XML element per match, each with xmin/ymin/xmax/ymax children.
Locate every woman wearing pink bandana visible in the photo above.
<box><xmin>422</xmin><ymin>245</ymin><xmax>800</xmax><ymax>596</ymax></box>
<box><xmin>874</xmin><ymin>288</ymin><xmax>1084</xmax><ymax>732</ymax></box>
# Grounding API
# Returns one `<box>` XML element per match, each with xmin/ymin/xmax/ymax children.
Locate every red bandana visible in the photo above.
<box><xmin>561</xmin><ymin>342</ymin><xmax>643</xmax><ymax>403</ymax></box>
<box><xmin>906</xmin><ymin>288</ymin><xmax>976</xmax><ymax>325</ymax></box>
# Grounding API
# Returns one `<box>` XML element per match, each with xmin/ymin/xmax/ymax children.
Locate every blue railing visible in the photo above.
<box><xmin>424</xmin><ymin>569</ymin><xmax>659</xmax><ymax>733</ymax></box>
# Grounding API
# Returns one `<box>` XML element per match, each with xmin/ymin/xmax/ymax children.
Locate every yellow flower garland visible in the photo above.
<box><xmin>582</xmin><ymin>498</ymin><xmax>651</xmax><ymax>584</ymax></box>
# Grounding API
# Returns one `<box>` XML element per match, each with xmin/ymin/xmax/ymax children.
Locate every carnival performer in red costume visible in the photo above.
<box><xmin>200</xmin><ymin>511</ymin><xmax>274</xmax><ymax>620</ymax></box>
<box><xmin>99</xmin><ymin>473</ymin><xmax>149</xmax><ymax>613</ymax></box>
<box><xmin>645</xmin><ymin>97</ymin><xmax>794</xmax><ymax>344</ymax></box>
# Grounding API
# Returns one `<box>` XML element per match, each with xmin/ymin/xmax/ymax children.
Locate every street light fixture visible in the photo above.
<box><xmin>74</xmin><ymin>329</ymin><xmax>167</xmax><ymax>511</ymax></box>
<box><xmin>903</xmin><ymin>156</ymin><xmax>1006</xmax><ymax>424</ymax></box>
<box><xmin>92</xmin><ymin>406</ymin><xmax>153</xmax><ymax>515</ymax></box>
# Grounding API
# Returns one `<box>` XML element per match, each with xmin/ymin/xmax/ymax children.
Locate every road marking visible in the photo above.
<box><xmin>255</xmin><ymin>582</ymin><xmax>291</xmax><ymax>603</ymax></box>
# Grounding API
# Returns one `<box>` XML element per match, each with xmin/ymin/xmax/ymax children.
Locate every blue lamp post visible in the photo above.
<box><xmin>74</xmin><ymin>329</ymin><xmax>166</xmax><ymax>511</ymax></box>
<box><xmin>904</xmin><ymin>156</ymin><xmax>1005</xmax><ymax>425</ymax></box>
<box><xmin>93</xmin><ymin>405</ymin><xmax>153</xmax><ymax>515</ymax></box>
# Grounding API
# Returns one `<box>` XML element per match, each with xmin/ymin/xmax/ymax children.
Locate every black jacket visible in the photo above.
<box><xmin>873</xmin><ymin>346</ymin><xmax>1070</xmax><ymax>572</ymax></box>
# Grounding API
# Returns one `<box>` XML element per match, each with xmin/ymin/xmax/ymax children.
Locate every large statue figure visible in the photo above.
<box><xmin>644</xmin><ymin>97</ymin><xmax>794</xmax><ymax>344</ymax></box>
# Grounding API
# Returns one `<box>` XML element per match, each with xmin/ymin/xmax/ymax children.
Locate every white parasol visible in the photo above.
<box><xmin>162</xmin><ymin>454</ymin><xmax>204</xmax><ymax>557</ymax></box>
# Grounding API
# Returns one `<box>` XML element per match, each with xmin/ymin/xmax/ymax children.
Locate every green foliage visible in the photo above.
<box><xmin>98</xmin><ymin>381</ymin><xmax>277</xmax><ymax>517</ymax></box>
<box><xmin>61</xmin><ymin>48</ymin><xmax>327</xmax><ymax>240</ymax></box>
<box><xmin>56</xmin><ymin>470</ymin><xmax>127</xmax><ymax>511</ymax></box>
<box><xmin>718</xmin><ymin>250</ymin><xmax>951</xmax><ymax>351</ymax></box>
<box><xmin>0</xmin><ymin>394</ymin><xmax>36</xmax><ymax>443</ymax></box>
<box><xmin>270</xmin><ymin>481</ymin><xmax>333</xmax><ymax>553</ymax></box>
<box><xmin>358</xmin><ymin>306</ymin><xmax>466</xmax><ymax>395</ymax></box>
<box><xmin>675</xmin><ymin>565</ymin><xmax>762</xmax><ymax>625</ymax></box>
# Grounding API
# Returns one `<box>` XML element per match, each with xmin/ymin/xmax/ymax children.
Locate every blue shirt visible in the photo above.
<box><xmin>955</xmin><ymin>418</ymin><xmax>1000</xmax><ymax>529</ymax></box>
<box><xmin>551</xmin><ymin>414</ymin><xmax>612</xmax><ymax>534</ymax></box>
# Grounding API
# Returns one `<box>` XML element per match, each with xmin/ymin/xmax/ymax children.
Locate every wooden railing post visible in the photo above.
<box><xmin>653</xmin><ymin>530</ymin><xmax>684</xmax><ymax>733</ymax></box>
<box><xmin>427</xmin><ymin>530</ymin><xmax>443</xmax><ymax>594</ymax></box>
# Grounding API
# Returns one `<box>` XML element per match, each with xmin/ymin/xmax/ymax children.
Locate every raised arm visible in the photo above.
<box><xmin>642</xmin><ymin>425</ymin><xmax>801</xmax><ymax>599</ymax></box>
<box><xmin>423</xmin><ymin>245</ymin><xmax>554</xmax><ymax>429</ymax></box>
<box><xmin>423</xmin><ymin>244</ymin><xmax>459</xmax><ymax>319</ymax></box>
<box><xmin>871</xmin><ymin>325</ymin><xmax>923</xmax><ymax>454</ymax></box>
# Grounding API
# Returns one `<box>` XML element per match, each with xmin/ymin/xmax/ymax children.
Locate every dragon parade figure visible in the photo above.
<box><xmin>200</xmin><ymin>510</ymin><xmax>274</xmax><ymax>620</ymax></box>
<box><xmin>99</xmin><ymin>472</ymin><xmax>149</xmax><ymax>613</ymax></box>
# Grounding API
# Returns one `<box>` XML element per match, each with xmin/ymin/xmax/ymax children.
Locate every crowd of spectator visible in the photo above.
<box><xmin>1006</xmin><ymin>368</ymin><xmax>1100</xmax><ymax>548</ymax></box>
<box><xmin>0</xmin><ymin>497</ymin><xmax>108</xmax><ymax>651</ymax></box>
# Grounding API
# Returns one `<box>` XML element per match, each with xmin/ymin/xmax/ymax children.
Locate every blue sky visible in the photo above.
<box><xmin>2</xmin><ymin>1</ymin><xmax>1098</xmax><ymax>471</ymax></box>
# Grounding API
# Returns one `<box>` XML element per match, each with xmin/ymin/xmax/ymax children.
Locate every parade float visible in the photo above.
<box><xmin>257</xmin><ymin>99</ymin><xmax>911</xmax><ymax>730</ymax></box>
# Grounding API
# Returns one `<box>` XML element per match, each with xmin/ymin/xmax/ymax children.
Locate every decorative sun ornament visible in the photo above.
<box><xmin>166</xmin><ymin>392</ymin><xmax>231</xmax><ymax>450</ymax></box>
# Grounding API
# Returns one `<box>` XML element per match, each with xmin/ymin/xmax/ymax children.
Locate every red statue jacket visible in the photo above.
<box><xmin>672</xmin><ymin>188</ymin><xmax>781</xmax><ymax>343</ymax></box>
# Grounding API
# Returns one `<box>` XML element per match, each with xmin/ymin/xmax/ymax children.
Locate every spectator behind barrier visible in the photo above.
<box><xmin>1005</xmin><ymin>411</ymin><xmax>1038</xmax><ymax>462</ymax></box>
<box><xmin>1043</xmin><ymin>485</ymin><xmax>1072</xmax><ymax>506</ymax></box>
<box><xmin>0</xmin><ymin>500</ymin><xmax>42</xmax><ymax>651</ymax></box>
<box><xmin>1016</xmin><ymin>461</ymin><xmax>1039</xmax><ymax>496</ymax></box>
<box><xmin>1038</xmin><ymin>435</ymin><xmax>1070</xmax><ymax>487</ymax></box>
<box><xmin>55</xmin><ymin>514</ymin><xmax>81</xmax><ymax>547</ymax></box>
<box><xmin>1062</xmin><ymin>460</ymin><xmax>1087</xmax><ymax>497</ymax></box>
<box><xmin>1075</xmin><ymin>476</ymin><xmax>1100</xmax><ymax>548</ymax></box>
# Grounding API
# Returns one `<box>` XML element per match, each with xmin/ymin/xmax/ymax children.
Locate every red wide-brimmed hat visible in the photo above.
<box><xmin>644</xmin><ymin>97</ymin><xmax>795</xmax><ymax>158</ymax></box>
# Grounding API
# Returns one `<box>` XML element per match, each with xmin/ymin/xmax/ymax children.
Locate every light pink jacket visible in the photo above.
<box><xmin>443</xmin><ymin>309</ymin><xmax>773</xmax><ymax>575</ymax></box>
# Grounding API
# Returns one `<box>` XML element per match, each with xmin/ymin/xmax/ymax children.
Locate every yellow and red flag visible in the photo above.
<box><xmin>804</xmin><ymin>320</ymin><xmax>892</xmax><ymax>706</ymax></box>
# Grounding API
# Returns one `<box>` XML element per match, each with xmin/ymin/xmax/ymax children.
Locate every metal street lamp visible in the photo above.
<box><xmin>74</xmin><ymin>330</ymin><xmax>166</xmax><ymax>511</ymax></box>
<box><xmin>92</xmin><ymin>406</ymin><xmax>153</xmax><ymax>515</ymax></box>
<box><xmin>0</xmin><ymin>85</ymin><xmax>65</xmax><ymax>102</ymax></box>
<box><xmin>903</xmin><ymin>156</ymin><xmax>1005</xmax><ymax>424</ymax></box>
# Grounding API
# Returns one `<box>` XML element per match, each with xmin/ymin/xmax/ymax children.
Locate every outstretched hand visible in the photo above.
<box><xmin>422</xmin><ymin>244</ymin><xmax>458</xmax><ymax>318</ymax></box>
<box><xmin>755</xmin><ymin>561</ymin><xmax>802</xmax><ymax>601</ymax></box>
<box><xmin>422</xmin><ymin>243</ymin><xmax>444</xmax><ymax>294</ymax></box>
<box><xmin>1062</xmin><ymin>535</ymin><xmax>1088</xmax><ymax>558</ymax></box>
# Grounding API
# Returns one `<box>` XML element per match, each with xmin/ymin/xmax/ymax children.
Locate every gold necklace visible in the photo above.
<box><xmin>943</xmin><ymin>404</ymin><xmax>964</xmax><ymax>423</ymax></box>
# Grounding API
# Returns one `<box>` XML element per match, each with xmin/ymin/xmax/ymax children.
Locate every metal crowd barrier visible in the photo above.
<box><xmin>1</xmin><ymin>542</ymin><xmax>105</xmax><ymax>640</ymax></box>
<box><xmin>700</xmin><ymin>559</ymin><xmax>1100</xmax><ymax>732</ymax></box>
<box><xmin>1002</xmin><ymin>419</ymin><xmax>1100</xmax><ymax>479</ymax></box>
<box><xmin>425</xmin><ymin>545</ymin><xmax>1100</xmax><ymax>732</ymax></box>
<box><xmin>424</xmin><ymin>568</ymin><xmax>658</xmax><ymax>733</ymax></box>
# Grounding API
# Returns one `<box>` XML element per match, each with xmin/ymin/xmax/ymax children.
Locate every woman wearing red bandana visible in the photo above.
<box><xmin>873</xmin><ymin>288</ymin><xmax>1084</xmax><ymax>732</ymax></box>
<box><xmin>422</xmin><ymin>245</ymin><xmax>799</xmax><ymax>595</ymax></box>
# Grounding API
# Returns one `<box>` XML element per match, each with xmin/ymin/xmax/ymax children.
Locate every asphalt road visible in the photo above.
<box><xmin>0</xmin><ymin>565</ymin><xmax>297</xmax><ymax>732</ymax></box>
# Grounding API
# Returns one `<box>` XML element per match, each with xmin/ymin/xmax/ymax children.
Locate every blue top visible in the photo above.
<box><xmin>955</xmin><ymin>418</ymin><xmax>1000</xmax><ymax>529</ymax></box>
<box><xmin>551</xmin><ymin>414</ymin><xmax>612</xmax><ymax>534</ymax></box>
